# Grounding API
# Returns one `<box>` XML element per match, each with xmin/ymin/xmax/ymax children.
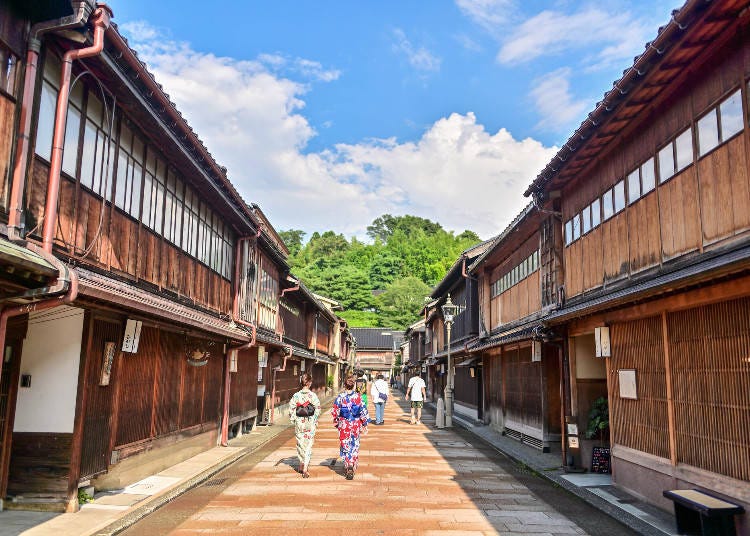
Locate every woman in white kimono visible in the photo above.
<box><xmin>289</xmin><ymin>372</ymin><xmax>321</xmax><ymax>478</ymax></box>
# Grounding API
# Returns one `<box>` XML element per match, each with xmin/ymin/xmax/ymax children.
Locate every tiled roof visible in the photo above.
<box><xmin>76</xmin><ymin>267</ymin><xmax>249</xmax><ymax>340</ymax></box>
<box><xmin>524</xmin><ymin>0</ymin><xmax>745</xmax><ymax>197</ymax></box>
<box><xmin>350</xmin><ymin>327</ymin><xmax>400</xmax><ymax>349</ymax></box>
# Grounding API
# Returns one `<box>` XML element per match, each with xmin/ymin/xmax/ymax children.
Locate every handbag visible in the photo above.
<box><xmin>295</xmin><ymin>401</ymin><xmax>315</xmax><ymax>417</ymax></box>
<box><xmin>375</xmin><ymin>383</ymin><xmax>388</xmax><ymax>403</ymax></box>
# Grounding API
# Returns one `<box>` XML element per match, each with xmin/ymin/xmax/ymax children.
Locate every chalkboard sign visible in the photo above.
<box><xmin>591</xmin><ymin>446</ymin><xmax>611</xmax><ymax>474</ymax></box>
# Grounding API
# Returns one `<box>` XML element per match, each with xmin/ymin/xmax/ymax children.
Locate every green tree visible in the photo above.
<box><xmin>375</xmin><ymin>276</ymin><xmax>431</xmax><ymax>329</ymax></box>
<box><xmin>279</xmin><ymin>229</ymin><xmax>306</xmax><ymax>257</ymax></box>
<box><xmin>338</xmin><ymin>310</ymin><xmax>380</xmax><ymax>327</ymax></box>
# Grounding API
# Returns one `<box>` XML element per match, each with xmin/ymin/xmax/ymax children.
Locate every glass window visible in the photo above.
<box><xmin>641</xmin><ymin>157</ymin><xmax>655</xmax><ymax>194</ymax></box>
<box><xmin>675</xmin><ymin>128</ymin><xmax>693</xmax><ymax>171</ymax></box>
<box><xmin>35</xmin><ymin>81</ymin><xmax>57</xmax><ymax>161</ymax></box>
<box><xmin>62</xmin><ymin>106</ymin><xmax>81</xmax><ymax>176</ymax></box>
<box><xmin>582</xmin><ymin>204</ymin><xmax>592</xmax><ymax>234</ymax></box>
<box><xmin>719</xmin><ymin>89</ymin><xmax>743</xmax><ymax>140</ymax></box>
<box><xmin>698</xmin><ymin>109</ymin><xmax>719</xmax><ymax>156</ymax></box>
<box><xmin>602</xmin><ymin>189</ymin><xmax>614</xmax><ymax>220</ymax></box>
<box><xmin>565</xmin><ymin>219</ymin><xmax>573</xmax><ymax>245</ymax></box>
<box><xmin>571</xmin><ymin>213</ymin><xmax>581</xmax><ymax>241</ymax></box>
<box><xmin>0</xmin><ymin>46</ymin><xmax>19</xmax><ymax>96</ymax></box>
<box><xmin>614</xmin><ymin>180</ymin><xmax>626</xmax><ymax>213</ymax></box>
<box><xmin>591</xmin><ymin>198</ymin><xmax>601</xmax><ymax>228</ymax></box>
<box><xmin>658</xmin><ymin>143</ymin><xmax>675</xmax><ymax>183</ymax></box>
<box><xmin>627</xmin><ymin>169</ymin><xmax>640</xmax><ymax>204</ymax></box>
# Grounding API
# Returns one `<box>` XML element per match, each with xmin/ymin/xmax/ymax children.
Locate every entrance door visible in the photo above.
<box><xmin>79</xmin><ymin>318</ymin><xmax>122</xmax><ymax>479</ymax></box>
<box><xmin>0</xmin><ymin>335</ymin><xmax>23</xmax><ymax>498</ymax></box>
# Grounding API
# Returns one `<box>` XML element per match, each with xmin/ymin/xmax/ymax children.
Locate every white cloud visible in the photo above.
<box><xmin>455</xmin><ymin>0</ymin><xmax>516</xmax><ymax>35</ymax></box>
<box><xmin>391</xmin><ymin>29</ymin><xmax>442</xmax><ymax>73</ymax></box>
<box><xmin>529</xmin><ymin>68</ymin><xmax>589</xmax><ymax>133</ymax></box>
<box><xmin>120</xmin><ymin>22</ymin><xmax>555</xmax><ymax>239</ymax></box>
<box><xmin>454</xmin><ymin>33</ymin><xmax>483</xmax><ymax>52</ymax></box>
<box><xmin>495</xmin><ymin>7</ymin><xmax>652</xmax><ymax>70</ymax></box>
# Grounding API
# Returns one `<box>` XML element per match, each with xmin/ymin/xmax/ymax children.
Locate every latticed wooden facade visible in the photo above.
<box><xmin>0</xmin><ymin>0</ymin><xmax>348</xmax><ymax>513</ymax></box>
<box><xmin>524</xmin><ymin>0</ymin><xmax>750</xmax><ymax>525</ymax></box>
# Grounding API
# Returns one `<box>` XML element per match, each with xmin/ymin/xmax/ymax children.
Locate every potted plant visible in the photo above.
<box><xmin>585</xmin><ymin>396</ymin><xmax>609</xmax><ymax>443</ymax></box>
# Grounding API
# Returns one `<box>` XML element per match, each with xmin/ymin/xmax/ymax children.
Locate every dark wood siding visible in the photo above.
<box><xmin>80</xmin><ymin>317</ymin><xmax>121</xmax><ymax>478</ymax></box>
<box><xmin>28</xmin><ymin>159</ymin><xmax>233</xmax><ymax>314</ymax></box>
<box><xmin>502</xmin><ymin>346</ymin><xmax>542</xmax><ymax>433</ymax></box>
<box><xmin>229</xmin><ymin>347</ymin><xmax>259</xmax><ymax>422</ymax></box>
<box><xmin>7</xmin><ymin>433</ymin><xmax>72</xmax><ymax>496</ymax></box>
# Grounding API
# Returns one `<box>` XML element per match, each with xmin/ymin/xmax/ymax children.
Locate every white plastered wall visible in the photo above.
<box><xmin>574</xmin><ymin>334</ymin><xmax>606</xmax><ymax>379</ymax></box>
<box><xmin>13</xmin><ymin>305</ymin><xmax>84</xmax><ymax>433</ymax></box>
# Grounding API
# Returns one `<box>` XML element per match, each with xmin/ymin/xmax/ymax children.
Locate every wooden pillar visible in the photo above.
<box><xmin>661</xmin><ymin>311</ymin><xmax>678</xmax><ymax>466</ymax></box>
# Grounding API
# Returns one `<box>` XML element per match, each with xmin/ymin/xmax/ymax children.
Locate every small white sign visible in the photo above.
<box><xmin>566</xmin><ymin>423</ymin><xmax>579</xmax><ymax>436</ymax></box>
<box><xmin>594</xmin><ymin>326</ymin><xmax>611</xmax><ymax>357</ymax></box>
<box><xmin>229</xmin><ymin>349</ymin><xmax>238</xmax><ymax>373</ymax></box>
<box><xmin>122</xmin><ymin>319</ymin><xmax>143</xmax><ymax>353</ymax></box>
<box><xmin>257</xmin><ymin>385</ymin><xmax>266</xmax><ymax>396</ymax></box>
<box><xmin>531</xmin><ymin>340</ymin><xmax>542</xmax><ymax>362</ymax></box>
<box><xmin>618</xmin><ymin>369</ymin><xmax>638</xmax><ymax>399</ymax></box>
<box><xmin>568</xmin><ymin>436</ymin><xmax>580</xmax><ymax>448</ymax></box>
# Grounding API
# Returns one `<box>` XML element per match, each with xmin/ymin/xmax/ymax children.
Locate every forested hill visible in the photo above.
<box><xmin>279</xmin><ymin>215</ymin><xmax>481</xmax><ymax>330</ymax></box>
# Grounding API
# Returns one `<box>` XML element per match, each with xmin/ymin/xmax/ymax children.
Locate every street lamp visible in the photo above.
<box><xmin>441</xmin><ymin>294</ymin><xmax>459</xmax><ymax>427</ymax></box>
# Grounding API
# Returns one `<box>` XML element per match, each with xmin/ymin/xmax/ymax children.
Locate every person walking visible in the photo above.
<box><xmin>406</xmin><ymin>373</ymin><xmax>427</xmax><ymax>425</ymax></box>
<box><xmin>370</xmin><ymin>373</ymin><xmax>389</xmax><ymax>425</ymax></box>
<box><xmin>289</xmin><ymin>373</ymin><xmax>321</xmax><ymax>478</ymax></box>
<box><xmin>331</xmin><ymin>373</ymin><xmax>369</xmax><ymax>480</ymax></box>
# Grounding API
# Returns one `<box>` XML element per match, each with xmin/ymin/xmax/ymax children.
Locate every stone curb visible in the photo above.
<box><xmin>92</xmin><ymin>424</ymin><xmax>294</xmax><ymax>536</ymax></box>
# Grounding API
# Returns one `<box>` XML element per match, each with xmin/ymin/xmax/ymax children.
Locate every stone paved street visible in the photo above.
<box><xmin>122</xmin><ymin>394</ymin><xmax>636</xmax><ymax>535</ymax></box>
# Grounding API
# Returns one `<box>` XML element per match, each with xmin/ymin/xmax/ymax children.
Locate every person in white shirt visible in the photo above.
<box><xmin>370</xmin><ymin>374</ymin><xmax>389</xmax><ymax>425</ymax></box>
<box><xmin>406</xmin><ymin>374</ymin><xmax>427</xmax><ymax>425</ymax></box>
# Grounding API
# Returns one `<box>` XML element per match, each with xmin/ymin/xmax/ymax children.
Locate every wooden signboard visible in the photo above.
<box><xmin>591</xmin><ymin>446</ymin><xmax>611</xmax><ymax>474</ymax></box>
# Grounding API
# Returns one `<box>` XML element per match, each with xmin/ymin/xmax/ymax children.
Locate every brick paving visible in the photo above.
<box><xmin>158</xmin><ymin>394</ymin><xmax>590</xmax><ymax>535</ymax></box>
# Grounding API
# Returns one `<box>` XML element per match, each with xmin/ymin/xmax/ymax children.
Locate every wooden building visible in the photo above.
<box><xmin>349</xmin><ymin>327</ymin><xmax>401</xmax><ymax>377</ymax></box>
<box><xmin>524</xmin><ymin>0</ymin><xmax>750</xmax><ymax>525</ymax></box>
<box><xmin>468</xmin><ymin>205</ymin><xmax>563</xmax><ymax>451</ymax></box>
<box><xmin>422</xmin><ymin>240</ymin><xmax>490</xmax><ymax>422</ymax></box>
<box><xmin>0</xmin><ymin>0</ymin><xmax>347</xmax><ymax>513</ymax></box>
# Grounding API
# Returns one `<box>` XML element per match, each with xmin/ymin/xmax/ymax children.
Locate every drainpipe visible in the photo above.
<box><xmin>8</xmin><ymin>1</ymin><xmax>94</xmax><ymax>241</ymax></box>
<box><xmin>42</xmin><ymin>5</ymin><xmax>112</xmax><ymax>254</ymax></box>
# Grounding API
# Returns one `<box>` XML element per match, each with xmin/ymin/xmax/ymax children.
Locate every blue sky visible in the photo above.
<box><xmin>108</xmin><ymin>0</ymin><xmax>676</xmax><ymax>240</ymax></box>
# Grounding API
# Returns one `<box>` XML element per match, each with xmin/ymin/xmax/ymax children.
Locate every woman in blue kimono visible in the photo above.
<box><xmin>331</xmin><ymin>373</ymin><xmax>369</xmax><ymax>480</ymax></box>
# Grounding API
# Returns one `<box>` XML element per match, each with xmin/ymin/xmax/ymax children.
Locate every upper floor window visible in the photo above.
<box><xmin>0</xmin><ymin>45</ymin><xmax>19</xmax><ymax>97</ymax></box>
<box><xmin>658</xmin><ymin>127</ymin><xmax>693</xmax><ymax>183</ymax></box>
<box><xmin>34</xmin><ymin>54</ymin><xmax>234</xmax><ymax>280</ymax></box>
<box><xmin>698</xmin><ymin>88</ymin><xmax>743</xmax><ymax>157</ymax></box>
<box><xmin>491</xmin><ymin>250</ymin><xmax>539</xmax><ymax>297</ymax></box>
<box><xmin>627</xmin><ymin>157</ymin><xmax>655</xmax><ymax>205</ymax></box>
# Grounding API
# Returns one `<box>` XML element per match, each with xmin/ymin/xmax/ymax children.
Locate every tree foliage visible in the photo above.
<box><xmin>281</xmin><ymin>214</ymin><xmax>481</xmax><ymax>329</ymax></box>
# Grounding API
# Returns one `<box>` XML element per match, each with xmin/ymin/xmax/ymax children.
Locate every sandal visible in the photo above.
<box><xmin>302</xmin><ymin>471</ymin><xmax>310</xmax><ymax>478</ymax></box>
<box><xmin>345</xmin><ymin>468</ymin><xmax>354</xmax><ymax>480</ymax></box>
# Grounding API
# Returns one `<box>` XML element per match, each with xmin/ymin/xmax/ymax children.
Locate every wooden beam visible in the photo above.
<box><xmin>661</xmin><ymin>312</ymin><xmax>678</xmax><ymax>467</ymax></box>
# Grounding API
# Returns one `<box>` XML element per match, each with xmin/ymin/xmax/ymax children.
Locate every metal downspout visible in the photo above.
<box><xmin>42</xmin><ymin>4</ymin><xmax>112</xmax><ymax>253</ymax></box>
<box><xmin>7</xmin><ymin>1</ymin><xmax>94</xmax><ymax>241</ymax></box>
<box><xmin>269</xmin><ymin>350</ymin><xmax>290</xmax><ymax>425</ymax></box>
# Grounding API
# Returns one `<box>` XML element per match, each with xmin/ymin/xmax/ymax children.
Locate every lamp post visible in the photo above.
<box><xmin>441</xmin><ymin>294</ymin><xmax>458</xmax><ymax>427</ymax></box>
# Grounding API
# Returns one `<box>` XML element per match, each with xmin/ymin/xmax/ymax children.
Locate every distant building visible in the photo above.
<box><xmin>349</xmin><ymin>327</ymin><xmax>403</xmax><ymax>375</ymax></box>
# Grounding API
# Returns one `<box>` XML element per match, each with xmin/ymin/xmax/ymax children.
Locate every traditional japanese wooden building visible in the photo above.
<box><xmin>467</xmin><ymin>205</ymin><xmax>563</xmax><ymax>451</ymax></box>
<box><xmin>423</xmin><ymin>240</ymin><xmax>491</xmax><ymax>422</ymax></box>
<box><xmin>349</xmin><ymin>327</ymin><xmax>401</xmax><ymax>377</ymax></box>
<box><xmin>525</xmin><ymin>0</ymin><xmax>750</xmax><ymax>524</ymax></box>
<box><xmin>0</xmin><ymin>0</ymin><xmax>347</xmax><ymax>513</ymax></box>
